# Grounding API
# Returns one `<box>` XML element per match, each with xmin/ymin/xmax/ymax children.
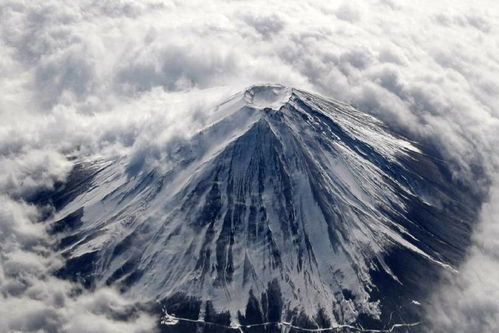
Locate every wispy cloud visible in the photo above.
<box><xmin>1</xmin><ymin>0</ymin><xmax>498</xmax><ymax>331</ymax></box>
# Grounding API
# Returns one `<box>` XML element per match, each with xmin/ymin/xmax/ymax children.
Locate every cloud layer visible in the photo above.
<box><xmin>1</xmin><ymin>0</ymin><xmax>498</xmax><ymax>331</ymax></box>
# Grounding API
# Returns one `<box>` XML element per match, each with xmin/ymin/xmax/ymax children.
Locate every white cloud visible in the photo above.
<box><xmin>428</xmin><ymin>177</ymin><xmax>499</xmax><ymax>332</ymax></box>
<box><xmin>0</xmin><ymin>0</ymin><xmax>498</xmax><ymax>331</ymax></box>
<box><xmin>335</xmin><ymin>2</ymin><xmax>362</xmax><ymax>23</ymax></box>
<box><xmin>0</xmin><ymin>192</ymin><xmax>157</xmax><ymax>333</ymax></box>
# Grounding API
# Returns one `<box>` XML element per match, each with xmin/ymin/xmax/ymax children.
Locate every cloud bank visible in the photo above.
<box><xmin>1</xmin><ymin>0</ymin><xmax>498</xmax><ymax>331</ymax></box>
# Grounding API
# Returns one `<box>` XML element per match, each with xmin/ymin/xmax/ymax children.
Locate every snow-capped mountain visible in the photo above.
<box><xmin>46</xmin><ymin>85</ymin><xmax>477</xmax><ymax>331</ymax></box>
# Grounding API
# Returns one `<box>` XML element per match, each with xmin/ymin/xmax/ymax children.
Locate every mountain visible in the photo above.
<box><xmin>45</xmin><ymin>84</ymin><xmax>478</xmax><ymax>332</ymax></box>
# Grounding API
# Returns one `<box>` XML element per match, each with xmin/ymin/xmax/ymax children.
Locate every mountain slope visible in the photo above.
<box><xmin>47</xmin><ymin>84</ymin><xmax>477</xmax><ymax>331</ymax></box>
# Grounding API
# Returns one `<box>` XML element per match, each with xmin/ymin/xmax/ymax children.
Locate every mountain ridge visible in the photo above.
<box><xmin>45</xmin><ymin>84</ymin><xmax>478</xmax><ymax>331</ymax></box>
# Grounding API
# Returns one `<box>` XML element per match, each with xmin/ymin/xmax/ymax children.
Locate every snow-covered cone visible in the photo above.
<box><xmin>47</xmin><ymin>85</ymin><xmax>479</xmax><ymax>331</ymax></box>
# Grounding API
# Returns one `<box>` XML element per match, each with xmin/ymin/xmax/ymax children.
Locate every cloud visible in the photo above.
<box><xmin>335</xmin><ymin>2</ymin><xmax>362</xmax><ymax>23</ymax></box>
<box><xmin>239</xmin><ymin>12</ymin><xmax>285</xmax><ymax>39</ymax></box>
<box><xmin>0</xmin><ymin>150</ymin><xmax>72</xmax><ymax>199</ymax></box>
<box><xmin>0</xmin><ymin>193</ymin><xmax>158</xmax><ymax>332</ymax></box>
<box><xmin>0</xmin><ymin>0</ymin><xmax>498</xmax><ymax>331</ymax></box>
<box><xmin>0</xmin><ymin>183</ymin><xmax>159</xmax><ymax>332</ymax></box>
<box><xmin>427</xmin><ymin>177</ymin><xmax>499</xmax><ymax>332</ymax></box>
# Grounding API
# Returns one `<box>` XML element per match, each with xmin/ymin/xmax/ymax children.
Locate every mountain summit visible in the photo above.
<box><xmin>48</xmin><ymin>85</ymin><xmax>477</xmax><ymax>331</ymax></box>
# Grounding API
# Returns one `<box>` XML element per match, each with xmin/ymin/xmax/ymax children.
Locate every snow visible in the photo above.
<box><xmin>243</xmin><ymin>84</ymin><xmax>292</xmax><ymax>110</ymax></box>
<box><xmin>50</xmin><ymin>84</ymin><xmax>457</xmax><ymax>327</ymax></box>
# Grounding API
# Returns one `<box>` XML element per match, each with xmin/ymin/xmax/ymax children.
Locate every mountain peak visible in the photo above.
<box><xmin>243</xmin><ymin>83</ymin><xmax>292</xmax><ymax>110</ymax></box>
